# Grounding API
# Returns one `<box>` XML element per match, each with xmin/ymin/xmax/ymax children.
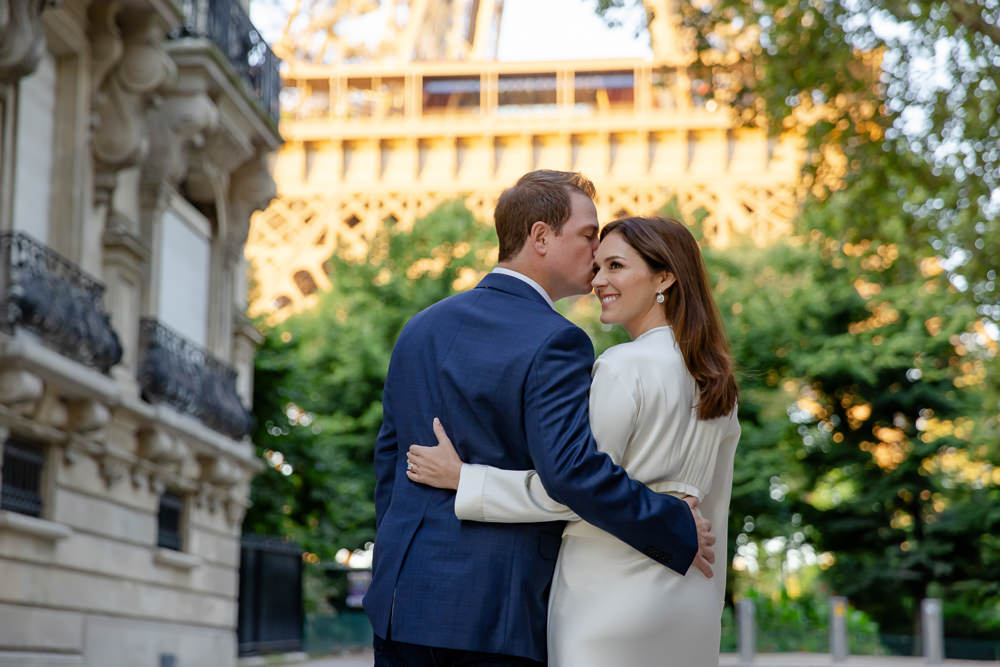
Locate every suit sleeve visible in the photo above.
<box><xmin>373</xmin><ymin>382</ymin><xmax>398</xmax><ymax>530</ymax></box>
<box><xmin>452</xmin><ymin>356</ymin><xmax>636</xmax><ymax>523</ymax></box>
<box><xmin>522</xmin><ymin>326</ymin><xmax>699</xmax><ymax>574</ymax></box>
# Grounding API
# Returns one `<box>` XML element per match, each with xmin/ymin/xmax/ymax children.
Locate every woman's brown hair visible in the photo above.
<box><xmin>601</xmin><ymin>216</ymin><xmax>738</xmax><ymax>420</ymax></box>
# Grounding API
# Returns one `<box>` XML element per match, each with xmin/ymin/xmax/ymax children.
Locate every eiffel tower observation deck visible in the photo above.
<box><xmin>247</xmin><ymin>0</ymin><xmax>806</xmax><ymax>319</ymax></box>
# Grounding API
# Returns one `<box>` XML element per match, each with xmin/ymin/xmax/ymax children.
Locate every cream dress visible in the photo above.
<box><xmin>454</xmin><ymin>326</ymin><xmax>740</xmax><ymax>667</ymax></box>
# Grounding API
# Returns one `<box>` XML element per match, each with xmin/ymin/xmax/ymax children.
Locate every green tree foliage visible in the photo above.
<box><xmin>244</xmin><ymin>202</ymin><xmax>497</xmax><ymax>565</ymax></box>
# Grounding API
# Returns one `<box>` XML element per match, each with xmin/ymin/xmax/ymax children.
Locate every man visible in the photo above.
<box><xmin>363</xmin><ymin>170</ymin><xmax>714</xmax><ymax>665</ymax></box>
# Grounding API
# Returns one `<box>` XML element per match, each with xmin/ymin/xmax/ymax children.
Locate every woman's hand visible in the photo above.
<box><xmin>406</xmin><ymin>418</ymin><xmax>463</xmax><ymax>490</ymax></box>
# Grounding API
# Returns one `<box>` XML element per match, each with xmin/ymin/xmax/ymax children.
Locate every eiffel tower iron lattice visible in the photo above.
<box><xmin>247</xmin><ymin>1</ymin><xmax>807</xmax><ymax>320</ymax></box>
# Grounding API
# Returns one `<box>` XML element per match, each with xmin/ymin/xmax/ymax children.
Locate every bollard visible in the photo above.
<box><xmin>738</xmin><ymin>597</ymin><xmax>756</xmax><ymax>664</ymax></box>
<box><xmin>830</xmin><ymin>596</ymin><xmax>848</xmax><ymax>662</ymax></box>
<box><xmin>922</xmin><ymin>598</ymin><xmax>944</xmax><ymax>664</ymax></box>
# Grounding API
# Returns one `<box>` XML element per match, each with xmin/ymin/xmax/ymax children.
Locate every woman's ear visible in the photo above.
<box><xmin>659</xmin><ymin>272</ymin><xmax>677</xmax><ymax>292</ymax></box>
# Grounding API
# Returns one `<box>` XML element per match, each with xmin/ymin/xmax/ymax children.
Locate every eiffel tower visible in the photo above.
<box><xmin>247</xmin><ymin>1</ymin><xmax>805</xmax><ymax>319</ymax></box>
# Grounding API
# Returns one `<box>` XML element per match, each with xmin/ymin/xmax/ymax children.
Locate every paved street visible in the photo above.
<box><xmin>285</xmin><ymin>651</ymin><xmax>999</xmax><ymax>666</ymax></box>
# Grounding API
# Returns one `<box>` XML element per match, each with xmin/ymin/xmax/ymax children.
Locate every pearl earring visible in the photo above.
<box><xmin>656</xmin><ymin>291</ymin><xmax>665</xmax><ymax>304</ymax></box>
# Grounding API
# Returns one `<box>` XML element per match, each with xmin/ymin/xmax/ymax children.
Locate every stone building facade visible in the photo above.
<box><xmin>0</xmin><ymin>1</ymin><xmax>281</xmax><ymax>665</ymax></box>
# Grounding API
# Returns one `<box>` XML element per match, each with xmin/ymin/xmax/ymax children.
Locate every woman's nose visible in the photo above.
<box><xmin>591</xmin><ymin>271</ymin><xmax>606</xmax><ymax>288</ymax></box>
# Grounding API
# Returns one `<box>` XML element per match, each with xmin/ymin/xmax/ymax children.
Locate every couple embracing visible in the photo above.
<box><xmin>363</xmin><ymin>170</ymin><xmax>740</xmax><ymax>666</ymax></box>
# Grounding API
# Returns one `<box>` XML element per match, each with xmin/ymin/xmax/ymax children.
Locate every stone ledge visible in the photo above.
<box><xmin>0</xmin><ymin>652</ymin><xmax>83</xmax><ymax>666</ymax></box>
<box><xmin>0</xmin><ymin>330</ymin><xmax>120</xmax><ymax>403</ymax></box>
<box><xmin>0</xmin><ymin>510</ymin><xmax>73</xmax><ymax>541</ymax></box>
<box><xmin>152</xmin><ymin>547</ymin><xmax>202</xmax><ymax>571</ymax></box>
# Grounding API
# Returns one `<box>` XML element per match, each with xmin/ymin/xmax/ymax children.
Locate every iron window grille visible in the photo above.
<box><xmin>1</xmin><ymin>439</ymin><xmax>45</xmax><ymax>517</ymax></box>
<box><xmin>157</xmin><ymin>491</ymin><xmax>184</xmax><ymax>551</ymax></box>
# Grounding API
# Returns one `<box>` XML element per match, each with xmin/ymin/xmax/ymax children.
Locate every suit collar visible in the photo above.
<box><xmin>476</xmin><ymin>271</ymin><xmax>555</xmax><ymax>310</ymax></box>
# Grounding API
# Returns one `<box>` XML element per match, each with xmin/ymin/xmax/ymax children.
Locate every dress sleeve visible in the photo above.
<box><xmin>588</xmin><ymin>355</ymin><xmax>639</xmax><ymax>466</ymax></box>
<box><xmin>454</xmin><ymin>464</ymin><xmax>580</xmax><ymax>522</ymax></box>
<box><xmin>452</xmin><ymin>353</ymin><xmax>638</xmax><ymax>524</ymax></box>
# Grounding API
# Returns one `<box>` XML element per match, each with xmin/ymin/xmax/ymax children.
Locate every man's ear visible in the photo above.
<box><xmin>529</xmin><ymin>221</ymin><xmax>550</xmax><ymax>256</ymax></box>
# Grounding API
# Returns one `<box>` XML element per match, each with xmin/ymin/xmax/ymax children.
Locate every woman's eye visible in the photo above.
<box><xmin>610</xmin><ymin>261</ymin><xmax>623</xmax><ymax>270</ymax></box>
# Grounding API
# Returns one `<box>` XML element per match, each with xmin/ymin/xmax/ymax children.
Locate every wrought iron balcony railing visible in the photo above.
<box><xmin>171</xmin><ymin>0</ymin><xmax>281</xmax><ymax>126</ymax></box>
<box><xmin>138</xmin><ymin>318</ymin><xmax>253</xmax><ymax>439</ymax></box>
<box><xmin>0</xmin><ymin>232</ymin><xmax>123</xmax><ymax>373</ymax></box>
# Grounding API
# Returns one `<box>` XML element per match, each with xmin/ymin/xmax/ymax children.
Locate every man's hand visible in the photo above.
<box><xmin>683</xmin><ymin>496</ymin><xmax>715</xmax><ymax>578</ymax></box>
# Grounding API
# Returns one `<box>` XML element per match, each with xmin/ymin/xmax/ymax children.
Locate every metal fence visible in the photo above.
<box><xmin>727</xmin><ymin>597</ymin><xmax>1000</xmax><ymax>663</ymax></box>
<box><xmin>302</xmin><ymin>565</ymin><xmax>374</xmax><ymax>654</ymax></box>
<box><xmin>237</xmin><ymin>535</ymin><xmax>304</xmax><ymax>656</ymax></box>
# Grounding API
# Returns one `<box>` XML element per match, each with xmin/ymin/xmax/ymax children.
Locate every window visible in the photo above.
<box><xmin>13</xmin><ymin>52</ymin><xmax>56</xmax><ymax>244</ymax></box>
<box><xmin>1</xmin><ymin>438</ymin><xmax>45</xmax><ymax>517</ymax></box>
<box><xmin>157</xmin><ymin>491</ymin><xmax>184</xmax><ymax>551</ymax></box>
<box><xmin>158</xmin><ymin>202</ymin><xmax>211</xmax><ymax>347</ymax></box>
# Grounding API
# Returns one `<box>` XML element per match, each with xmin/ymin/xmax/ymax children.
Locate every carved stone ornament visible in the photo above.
<box><xmin>66</xmin><ymin>398</ymin><xmax>111</xmax><ymax>433</ymax></box>
<box><xmin>206</xmin><ymin>457</ymin><xmax>242</xmax><ymax>488</ymax></box>
<box><xmin>0</xmin><ymin>0</ymin><xmax>60</xmax><ymax>83</ymax></box>
<box><xmin>32</xmin><ymin>385</ymin><xmax>67</xmax><ymax>429</ymax></box>
<box><xmin>130</xmin><ymin>466</ymin><xmax>150</xmax><ymax>491</ymax></box>
<box><xmin>225</xmin><ymin>496</ymin><xmax>247</xmax><ymax>527</ymax></box>
<box><xmin>227</xmin><ymin>154</ymin><xmax>277</xmax><ymax>260</ymax></box>
<box><xmin>100</xmin><ymin>454</ymin><xmax>129</xmax><ymax>487</ymax></box>
<box><xmin>149</xmin><ymin>475</ymin><xmax>166</xmax><ymax>495</ymax></box>
<box><xmin>141</xmin><ymin>89</ymin><xmax>219</xmax><ymax>196</ymax></box>
<box><xmin>63</xmin><ymin>435</ymin><xmax>102</xmax><ymax>466</ymax></box>
<box><xmin>137</xmin><ymin>426</ymin><xmax>177</xmax><ymax>463</ymax></box>
<box><xmin>0</xmin><ymin>369</ymin><xmax>44</xmax><ymax>405</ymax></box>
<box><xmin>90</xmin><ymin>5</ymin><xmax>176</xmax><ymax>173</ymax></box>
<box><xmin>196</xmin><ymin>486</ymin><xmax>220</xmax><ymax>513</ymax></box>
<box><xmin>184</xmin><ymin>122</ymin><xmax>254</xmax><ymax>205</ymax></box>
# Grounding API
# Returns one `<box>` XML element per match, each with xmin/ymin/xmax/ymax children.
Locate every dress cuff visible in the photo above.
<box><xmin>454</xmin><ymin>463</ymin><xmax>489</xmax><ymax>521</ymax></box>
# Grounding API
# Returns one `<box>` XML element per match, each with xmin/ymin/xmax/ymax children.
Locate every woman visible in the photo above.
<box><xmin>406</xmin><ymin>216</ymin><xmax>740</xmax><ymax>666</ymax></box>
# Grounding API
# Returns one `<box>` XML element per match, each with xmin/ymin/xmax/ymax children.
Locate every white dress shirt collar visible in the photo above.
<box><xmin>491</xmin><ymin>267</ymin><xmax>556</xmax><ymax>311</ymax></box>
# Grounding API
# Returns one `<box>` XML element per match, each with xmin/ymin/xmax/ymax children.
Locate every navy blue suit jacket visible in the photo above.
<box><xmin>363</xmin><ymin>272</ymin><xmax>698</xmax><ymax>662</ymax></box>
